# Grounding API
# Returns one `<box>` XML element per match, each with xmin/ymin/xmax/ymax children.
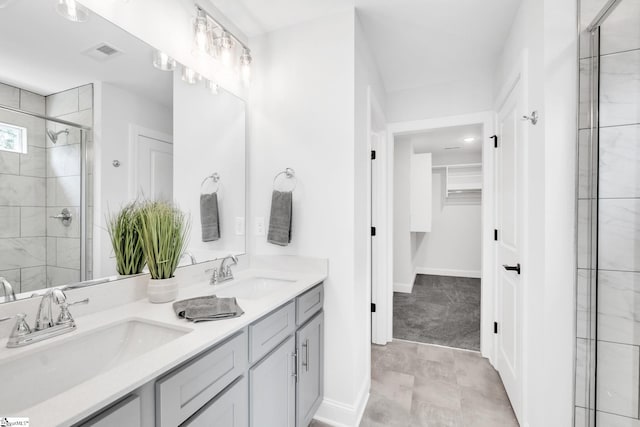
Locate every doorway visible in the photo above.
<box><xmin>392</xmin><ymin>123</ymin><xmax>484</xmax><ymax>350</ymax></box>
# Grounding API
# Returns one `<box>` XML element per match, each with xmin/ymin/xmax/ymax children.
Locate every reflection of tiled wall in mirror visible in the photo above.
<box><xmin>0</xmin><ymin>82</ymin><xmax>47</xmax><ymax>294</ymax></box>
<box><xmin>45</xmin><ymin>84</ymin><xmax>93</xmax><ymax>288</ymax></box>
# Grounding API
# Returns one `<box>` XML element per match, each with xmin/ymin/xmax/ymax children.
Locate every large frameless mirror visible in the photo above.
<box><xmin>0</xmin><ymin>0</ymin><xmax>246</xmax><ymax>303</ymax></box>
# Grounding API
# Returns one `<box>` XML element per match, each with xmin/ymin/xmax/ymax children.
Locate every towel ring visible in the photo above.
<box><xmin>201</xmin><ymin>173</ymin><xmax>220</xmax><ymax>194</ymax></box>
<box><xmin>273</xmin><ymin>168</ymin><xmax>297</xmax><ymax>192</ymax></box>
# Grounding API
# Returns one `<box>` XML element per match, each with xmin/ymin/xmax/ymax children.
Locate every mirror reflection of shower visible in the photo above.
<box><xmin>46</xmin><ymin>128</ymin><xmax>69</xmax><ymax>144</ymax></box>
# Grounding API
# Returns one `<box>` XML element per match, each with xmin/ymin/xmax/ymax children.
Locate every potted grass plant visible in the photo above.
<box><xmin>137</xmin><ymin>200</ymin><xmax>190</xmax><ymax>303</ymax></box>
<box><xmin>106</xmin><ymin>202</ymin><xmax>146</xmax><ymax>276</ymax></box>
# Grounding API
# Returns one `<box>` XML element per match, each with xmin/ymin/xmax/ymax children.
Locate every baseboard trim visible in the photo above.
<box><xmin>415</xmin><ymin>267</ymin><xmax>481</xmax><ymax>279</ymax></box>
<box><xmin>314</xmin><ymin>379</ymin><xmax>370</xmax><ymax>426</ymax></box>
<box><xmin>394</xmin><ymin>270</ymin><xmax>417</xmax><ymax>293</ymax></box>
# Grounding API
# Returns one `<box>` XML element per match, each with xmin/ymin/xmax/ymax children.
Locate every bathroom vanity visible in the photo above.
<box><xmin>0</xmin><ymin>259</ymin><xmax>327</xmax><ymax>427</ymax></box>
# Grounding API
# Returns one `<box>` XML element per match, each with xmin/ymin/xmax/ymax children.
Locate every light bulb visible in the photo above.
<box><xmin>463</xmin><ymin>137</ymin><xmax>475</xmax><ymax>143</ymax></box>
<box><xmin>217</xmin><ymin>30</ymin><xmax>234</xmax><ymax>66</ymax></box>
<box><xmin>152</xmin><ymin>50</ymin><xmax>176</xmax><ymax>71</ymax></box>
<box><xmin>205</xmin><ymin>80</ymin><xmax>219</xmax><ymax>95</ymax></box>
<box><xmin>193</xmin><ymin>9</ymin><xmax>212</xmax><ymax>56</ymax></box>
<box><xmin>239</xmin><ymin>48</ymin><xmax>252</xmax><ymax>87</ymax></box>
<box><xmin>56</xmin><ymin>0</ymin><xmax>89</xmax><ymax>22</ymax></box>
<box><xmin>181</xmin><ymin>66</ymin><xmax>201</xmax><ymax>85</ymax></box>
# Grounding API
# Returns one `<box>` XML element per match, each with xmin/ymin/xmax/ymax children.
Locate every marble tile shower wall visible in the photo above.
<box><xmin>45</xmin><ymin>85</ymin><xmax>92</xmax><ymax>287</ymax></box>
<box><xmin>576</xmin><ymin>1</ymin><xmax>640</xmax><ymax>426</ymax></box>
<box><xmin>0</xmin><ymin>83</ymin><xmax>47</xmax><ymax>293</ymax></box>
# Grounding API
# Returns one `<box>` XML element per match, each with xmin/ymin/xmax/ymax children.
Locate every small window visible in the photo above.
<box><xmin>0</xmin><ymin>122</ymin><xmax>27</xmax><ymax>154</ymax></box>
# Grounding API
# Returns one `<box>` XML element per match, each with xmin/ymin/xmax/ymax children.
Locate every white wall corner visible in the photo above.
<box><xmin>314</xmin><ymin>380</ymin><xmax>370</xmax><ymax>427</ymax></box>
<box><xmin>393</xmin><ymin>269</ymin><xmax>417</xmax><ymax>293</ymax></box>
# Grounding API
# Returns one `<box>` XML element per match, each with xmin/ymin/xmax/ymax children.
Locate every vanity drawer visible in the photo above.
<box><xmin>80</xmin><ymin>394</ymin><xmax>141</xmax><ymax>427</ymax></box>
<box><xmin>156</xmin><ymin>330</ymin><xmax>248</xmax><ymax>427</ymax></box>
<box><xmin>296</xmin><ymin>284</ymin><xmax>324</xmax><ymax>326</ymax></box>
<box><xmin>182</xmin><ymin>376</ymin><xmax>248</xmax><ymax>427</ymax></box>
<box><xmin>249</xmin><ymin>301</ymin><xmax>295</xmax><ymax>363</ymax></box>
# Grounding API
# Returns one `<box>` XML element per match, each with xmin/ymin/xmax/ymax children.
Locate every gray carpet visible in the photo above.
<box><xmin>393</xmin><ymin>274</ymin><xmax>481</xmax><ymax>351</ymax></box>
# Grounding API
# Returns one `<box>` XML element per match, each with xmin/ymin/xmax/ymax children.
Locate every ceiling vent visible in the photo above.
<box><xmin>444</xmin><ymin>146</ymin><xmax>461</xmax><ymax>150</ymax></box>
<box><xmin>82</xmin><ymin>43</ymin><xmax>123</xmax><ymax>62</ymax></box>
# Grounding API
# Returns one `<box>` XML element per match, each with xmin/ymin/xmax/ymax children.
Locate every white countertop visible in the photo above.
<box><xmin>0</xmin><ymin>262</ymin><xmax>326</xmax><ymax>426</ymax></box>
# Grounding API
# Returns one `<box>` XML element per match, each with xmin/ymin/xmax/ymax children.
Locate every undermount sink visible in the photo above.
<box><xmin>215</xmin><ymin>277</ymin><xmax>297</xmax><ymax>300</ymax></box>
<box><xmin>0</xmin><ymin>318</ymin><xmax>191</xmax><ymax>413</ymax></box>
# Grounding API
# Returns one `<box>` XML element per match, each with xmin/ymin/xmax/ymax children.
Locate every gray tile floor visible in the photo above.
<box><xmin>311</xmin><ymin>340</ymin><xmax>518</xmax><ymax>427</ymax></box>
<box><xmin>393</xmin><ymin>275</ymin><xmax>481</xmax><ymax>351</ymax></box>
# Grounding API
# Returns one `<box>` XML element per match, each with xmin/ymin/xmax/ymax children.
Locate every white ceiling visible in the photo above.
<box><xmin>398</xmin><ymin>124</ymin><xmax>483</xmax><ymax>159</ymax></box>
<box><xmin>209</xmin><ymin>0</ymin><xmax>521</xmax><ymax>93</ymax></box>
<box><xmin>0</xmin><ymin>0</ymin><xmax>172</xmax><ymax>107</ymax></box>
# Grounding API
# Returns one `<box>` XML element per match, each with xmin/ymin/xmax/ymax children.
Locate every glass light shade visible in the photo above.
<box><xmin>181</xmin><ymin>66</ymin><xmax>201</xmax><ymax>85</ymax></box>
<box><xmin>56</xmin><ymin>0</ymin><xmax>89</xmax><ymax>22</ymax></box>
<box><xmin>205</xmin><ymin>80</ymin><xmax>219</xmax><ymax>95</ymax></box>
<box><xmin>193</xmin><ymin>9</ymin><xmax>213</xmax><ymax>56</ymax></box>
<box><xmin>239</xmin><ymin>49</ymin><xmax>252</xmax><ymax>87</ymax></box>
<box><xmin>216</xmin><ymin>31</ymin><xmax>235</xmax><ymax>66</ymax></box>
<box><xmin>152</xmin><ymin>50</ymin><xmax>176</xmax><ymax>71</ymax></box>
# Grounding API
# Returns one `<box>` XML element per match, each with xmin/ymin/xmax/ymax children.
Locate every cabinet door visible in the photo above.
<box><xmin>296</xmin><ymin>312</ymin><xmax>324</xmax><ymax>427</ymax></box>
<box><xmin>80</xmin><ymin>395</ymin><xmax>141</xmax><ymax>427</ymax></box>
<box><xmin>182</xmin><ymin>377</ymin><xmax>248</xmax><ymax>427</ymax></box>
<box><xmin>249</xmin><ymin>336</ymin><xmax>296</xmax><ymax>427</ymax></box>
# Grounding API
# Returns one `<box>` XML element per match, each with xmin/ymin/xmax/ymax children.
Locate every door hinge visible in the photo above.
<box><xmin>371</xmin><ymin>226</ymin><xmax>376</xmax><ymax>237</ymax></box>
<box><xmin>371</xmin><ymin>150</ymin><xmax>377</xmax><ymax>160</ymax></box>
<box><xmin>292</xmin><ymin>350</ymin><xmax>298</xmax><ymax>383</ymax></box>
<box><xmin>491</xmin><ymin>135</ymin><xmax>498</xmax><ymax>148</ymax></box>
<box><xmin>494</xmin><ymin>229</ymin><xmax>498</xmax><ymax>241</ymax></box>
<box><xmin>371</xmin><ymin>303</ymin><xmax>376</xmax><ymax>313</ymax></box>
<box><xmin>494</xmin><ymin>322</ymin><xmax>498</xmax><ymax>334</ymax></box>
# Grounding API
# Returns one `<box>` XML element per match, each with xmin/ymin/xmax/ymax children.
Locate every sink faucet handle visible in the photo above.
<box><xmin>0</xmin><ymin>313</ymin><xmax>31</xmax><ymax>339</ymax></box>
<box><xmin>205</xmin><ymin>268</ymin><xmax>219</xmax><ymax>285</ymax></box>
<box><xmin>57</xmin><ymin>298</ymin><xmax>89</xmax><ymax>326</ymax></box>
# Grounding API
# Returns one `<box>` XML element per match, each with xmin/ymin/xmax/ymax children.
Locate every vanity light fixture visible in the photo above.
<box><xmin>56</xmin><ymin>0</ymin><xmax>89</xmax><ymax>23</ymax></box>
<box><xmin>463</xmin><ymin>137</ymin><xmax>475</xmax><ymax>143</ymax></box>
<box><xmin>193</xmin><ymin>8</ymin><xmax>213</xmax><ymax>56</ymax></box>
<box><xmin>205</xmin><ymin>79</ymin><xmax>219</xmax><ymax>95</ymax></box>
<box><xmin>239</xmin><ymin>48</ymin><xmax>252</xmax><ymax>86</ymax></box>
<box><xmin>216</xmin><ymin>30</ymin><xmax>235</xmax><ymax>66</ymax></box>
<box><xmin>181</xmin><ymin>66</ymin><xmax>201</xmax><ymax>85</ymax></box>
<box><xmin>152</xmin><ymin>50</ymin><xmax>177</xmax><ymax>71</ymax></box>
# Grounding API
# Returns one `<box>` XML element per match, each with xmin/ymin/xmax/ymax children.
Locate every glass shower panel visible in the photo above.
<box><xmin>0</xmin><ymin>105</ymin><xmax>86</xmax><ymax>294</ymax></box>
<box><xmin>575</xmin><ymin>0</ymin><xmax>640</xmax><ymax>425</ymax></box>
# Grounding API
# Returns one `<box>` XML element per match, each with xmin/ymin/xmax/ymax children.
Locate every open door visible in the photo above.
<box><xmin>494</xmin><ymin>74</ymin><xmax>526</xmax><ymax>422</ymax></box>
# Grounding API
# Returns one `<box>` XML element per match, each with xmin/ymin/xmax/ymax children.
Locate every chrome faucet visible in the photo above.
<box><xmin>206</xmin><ymin>254</ymin><xmax>238</xmax><ymax>286</ymax></box>
<box><xmin>0</xmin><ymin>277</ymin><xmax>16</xmax><ymax>302</ymax></box>
<box><xmin>182</xmin><ymin>251</ymin><xmax>197</xmax><ymax>265</ymax></box>
<box><xmin>0</xmin><ymin>288</ymin><xmax>89</xmax><ymax>348</ymax></box>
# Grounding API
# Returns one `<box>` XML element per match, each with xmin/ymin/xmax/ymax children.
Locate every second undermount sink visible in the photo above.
<box><xmin>215</xmin><ymin>277</ymin><xmax>297</xmax><ymax>300</ymax></box>
<box><xmin>0</xmin><ymin>318</ymin><xmax>191</xmax><ymax>414</ymax></box>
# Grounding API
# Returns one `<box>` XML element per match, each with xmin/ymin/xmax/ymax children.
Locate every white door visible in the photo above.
<box><xmin>136</xmin><ymin>134</ymin><xmax>173</xmax><ymax>201</ymax></box>
<box><xmin>495</xmin><ymin>76</ymin><xmax>525</xmax><ymax>422</ymax></box>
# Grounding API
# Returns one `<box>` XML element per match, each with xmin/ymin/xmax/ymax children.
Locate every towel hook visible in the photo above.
<box><xmin>201</xmin><ymin>172</ymin><xmax>221</xmax><ymax>194</ymax></box>
<box><xmin>273</xmin><ymin>168</ymin><xmax>297</xmax><ymax>192</ymax></box>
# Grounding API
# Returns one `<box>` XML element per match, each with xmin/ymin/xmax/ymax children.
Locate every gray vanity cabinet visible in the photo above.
<box><xmin>79</xmin><ymin>394</ymin><xmax>142</xmax><ymax>427</ymax></box>
<box><xmin>296</xmin><ymin>312</ymin><xmax>324</xmax><ymax>427</ymax></box>
<box><xmin>249</xmin><ymin>336</ymin><xmax>297</xmax><ymax>427</ymax></box>
<box><xmin>182</xmin><ymin>377</ymin><xmax>248</xmax><ymax>427</ymax></box>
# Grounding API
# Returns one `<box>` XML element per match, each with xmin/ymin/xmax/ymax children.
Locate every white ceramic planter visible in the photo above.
<box><xmin>147</xmin><ymin>276</ymin><xmax>179</xmax><ymax>303</ymax></box>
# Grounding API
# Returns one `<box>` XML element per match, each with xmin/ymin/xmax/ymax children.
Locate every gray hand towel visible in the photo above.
<box><xmin>173</xmin><ymin>296</ymin><xmax>244</xmax><ymax>322</ymax></box>
<box><xmin>267</xmin><ymin>190</ymin><xmax>292</xmax><ymax>246</ymax></box>
<box><xmin>200</xmin><ymin>193</ymin><xmax>220</xmax><ymax>242</ymax></box>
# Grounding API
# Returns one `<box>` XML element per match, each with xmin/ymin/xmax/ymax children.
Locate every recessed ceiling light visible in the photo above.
<box><xmin>464</xmin><ymin>137</ymin><xmax>475</xmax><ymax>143</ymax></box>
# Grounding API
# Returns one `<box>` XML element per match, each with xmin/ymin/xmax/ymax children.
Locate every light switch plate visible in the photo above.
<box><xmin>235</xmin><ymin>217</ymin><xmax>245</xmax><ymax>235</ymax></box>
<box><xmin>255</xmin><ymin>217</ymin><xmax>265</xmax><ymax>236</ymax></box>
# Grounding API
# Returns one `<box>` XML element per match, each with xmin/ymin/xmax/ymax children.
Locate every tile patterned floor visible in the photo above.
<box><xmin>393</xmin><ymin>275</ymin><xmax>481</xmax><ymax>351</ymax></box>
<box><xmin>311</xmin><ymin>340</ymin><xmax>518</xmax><ymax>427</ymax></box>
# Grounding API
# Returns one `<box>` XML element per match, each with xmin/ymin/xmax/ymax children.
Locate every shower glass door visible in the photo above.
<box><xmin>575</xmin><ymin>0</ymin><xmax>640</xmax><ymax>425</ymax></box>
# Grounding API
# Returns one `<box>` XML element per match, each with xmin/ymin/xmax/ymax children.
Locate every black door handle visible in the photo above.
<box><xmin>503</xmin><ymin>264</ymin><xmax>521</xmax><ymax>274</ymax></box>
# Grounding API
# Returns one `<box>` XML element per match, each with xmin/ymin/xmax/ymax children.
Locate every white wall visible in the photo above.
<box><xmin>493</xmin><ymin>0</ymin><xmax>577</xmax><ymax>425</ymax></box>
<box><xmin>248</xmin><ymin>10</ymin><xmax>369</xmax><ymax>426</ymax></box>
<box><xmin>93</xmin><ymin>82</ymin><xmax>172</xmax><ymax>278</ymax></box>
<box><xmin>394</xmin><ymin>142</ymin><xmax>482</xmax><ymax>288</ymax></box>
<box><xmin>173</xmin><ymin>72</ymin><xmax>246</xmax><ymax>262</ymax></box>
<box><xmin>386</xmin><ymin>69</ymin><xmax>494</xmax><ymax>123</ymax></box>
